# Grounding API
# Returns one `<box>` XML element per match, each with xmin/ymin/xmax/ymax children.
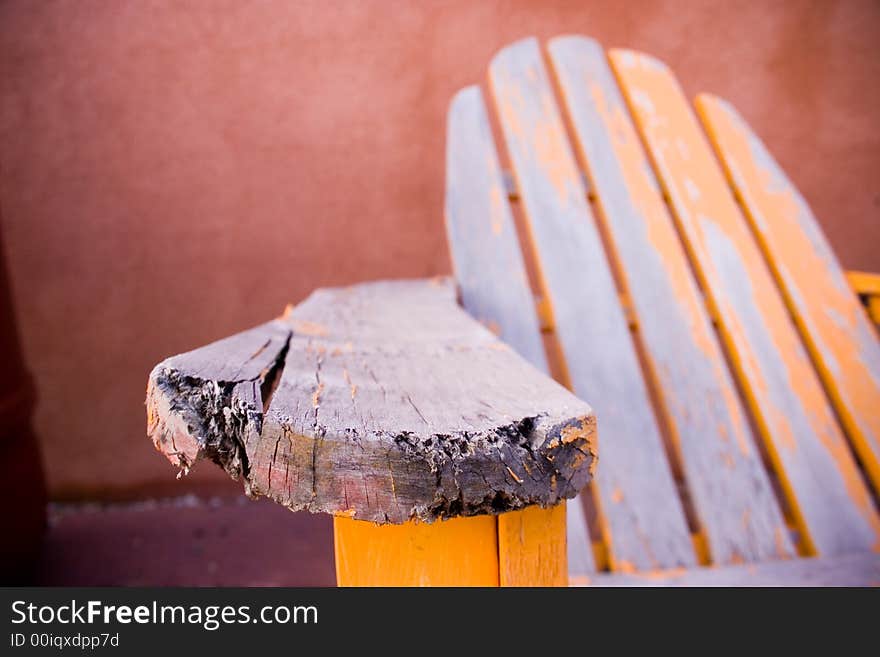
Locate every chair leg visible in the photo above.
<box><xmin>498</xmin><ymin>502</ymin><xmax>568</xmax><ymax>586</ymax></box>
<box><xmin>333</xmin><ymin>502</ymin><xmax>567</xmax><ymax>587</ymax></box>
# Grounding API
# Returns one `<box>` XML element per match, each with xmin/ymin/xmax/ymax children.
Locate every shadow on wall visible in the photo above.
<box><xmin>0</xmin><ymin>214</ymin><xmax>46</xmax><ymax>582</ymax></box>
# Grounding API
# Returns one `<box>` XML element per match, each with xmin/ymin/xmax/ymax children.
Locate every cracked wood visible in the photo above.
<box><xmin>147</xmin><ymin>278</ymin><xmax>596</xmax><ymax>524</ymax></box>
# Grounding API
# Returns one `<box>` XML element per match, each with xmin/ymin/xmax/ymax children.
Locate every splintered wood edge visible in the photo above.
<box><xmin>146</xmin><ymin>279</ymin><xmax>596</xmax><ymax>524</ymax></box>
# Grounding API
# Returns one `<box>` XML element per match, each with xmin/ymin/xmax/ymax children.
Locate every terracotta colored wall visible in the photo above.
<box><xmin>1</xmin><ymin>0</ymin><xmax>878</xmax><ymax>499</ymax></box>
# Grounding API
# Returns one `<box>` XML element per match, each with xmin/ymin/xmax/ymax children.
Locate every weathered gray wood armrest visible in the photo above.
<box><xmin>147</xmin><ymin>278</ymin><xmax>595</xmax><ymax>522</ymax></box>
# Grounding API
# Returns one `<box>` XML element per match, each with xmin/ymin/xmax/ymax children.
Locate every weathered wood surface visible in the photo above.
<box><xmin>578</xmin><ymin>552</ymin><xmax>880</xmax><ymax>587</ymax></box>
<box><xmin>565</xmin><ymin>496</ymin><xmax>595</xmax><ymax>577</ymax></box>
<box><xmin>147</xmin><ymin>278</ymin><xmax>596</xmax><ymax>524</ymax></box>
<box><xmin>445</xmin><ymin>84</ymin><xmax>595</xmax><ymax>573</ymax></box>
<box><xmin>489</xmin><ymin>38</ymin><xmax>695</xmax><ymax>571</ymax></box>
<box><xmin>445</xmin><ymin>85</ymin><xmax>549</xmax><ymax>372</ymax></box>
<box><xmin>611</xmin><ymin>49</ymin><xmax>880</xmax><ymax>556</ymax></box>
<box><xmin>697</xmin><ymin>94</ymin><xmax>880</xmax><ymax>496</ymax></box>
<box><xmin>548</xmin><ymin>36</ymin><xmax>792</xmax><ymax>565</ymax></box>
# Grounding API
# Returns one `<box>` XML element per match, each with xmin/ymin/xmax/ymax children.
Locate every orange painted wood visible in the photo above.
<box><xmin>334</xmin><ymin>515</ymin><xmax>499</xmax><ymax>586</ymax></box>
<box><xmin>869</xmin><ymin>297</ymin><xmax>880</xmax><ymax>327</ymax></box>
<box><xmin>698</xmin><ymin>96</ymin><xmax>880</xmax><ymax>497</ymax></box>
<box><xmin>548</xmin><ymin>36</ymin><xmax>792</xmax><ymax>565</ymax></box>
<box><xmin>498</xmin><ymin>502</ymin><xmax>567</xmax><ymax>586</ymax></box>
<box><xmin>846</xmin><ymin>271</ymin><xmax>880</xmax><ymax>297</ymax></box>
<box><xmin>844</xmin><ymin>271</ymin><xmax>880</xmax><ymax>325</ymax></box>
<box><xmin>489</xmin><ymin>37</ymin><xmax>695</xmax><ymax>572</ymax></box>
<box><xmin>444</xmin><ymin>85</ymin><xmax>595</xmax><ymax>575</ymax></box>
<box><xmin>611</xmin><ymin>49</ymin><xmax>880</xmax><ymax>557</ymax></box>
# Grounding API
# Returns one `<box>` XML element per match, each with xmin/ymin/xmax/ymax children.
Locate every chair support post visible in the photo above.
<box><xmin>334</xmin><ymin>503</ymin><xmax>567</xmax><ymax>587</ymax></box>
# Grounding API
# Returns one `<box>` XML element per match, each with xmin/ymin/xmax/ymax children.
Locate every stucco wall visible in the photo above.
<box><xmin>1</xmin><ymin>0</ymin><xmax>878</xmax><ymax>498</ymax></box>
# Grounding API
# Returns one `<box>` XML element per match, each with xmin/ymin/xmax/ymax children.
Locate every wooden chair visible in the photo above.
<box><xmin>148</xmin><ymin>36</ymin><xmax>880</xmax><ymax>586</ymax></box>
<box><xmin>444</xmin><ymin>36</ymin><xmax>880</xmax><ymax>584</ymax></box>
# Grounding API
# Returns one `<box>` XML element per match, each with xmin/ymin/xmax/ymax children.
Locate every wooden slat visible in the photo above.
<box><xmin>697</xmin><ymin>95</ymin><xmax>880</xmax><ymax>495</ymax></box>
<box><xmin>489</xmin><ymin>37</ymin><xmax>696</xmax><ymax>572</ymax></box>
<box><xmin>578</xmin><ymin>552</ymin><xmax>880</xmax><ymax>587</ymax></box>
<box><xmin>498</xmin><ymin>503</ymin><xmax>567</xmax><ymax>586</ymax></box>
<box><xmin>868</xmin><ymin>298</ymin><xmax>880</xmax><ymax>327</ymax></box>
<box><xmin>334</xmin><ymin>515</ymin><xmax>499</xmax><ymax>586</ymax></box>
<box><xmin>445</xmin><ymin>85</ymin><xmax>595</xmax><ymax>573</ymax></box>
<box><xmin>564</xmin><ymin>495</ymin><xmax>595</xmax><ymax>577</ymax></box>
<box><xmin>445</xmin><ymin>86</ymin><xmax>550</xmax><ymax>371</ymax></box>
<box><xmin>611</xmin><ymin>49</ymin><xmax>880</xmax><ymax>556</ymax></box>
<box><xmin>846</xmin><ymin>271</ymin><xmax>880</xmax><ymax>297</ymax></box>
<box><xmin>548</xmin><ymin>36</ymin><xmax>793</xmax><ymax>565</ymax></box>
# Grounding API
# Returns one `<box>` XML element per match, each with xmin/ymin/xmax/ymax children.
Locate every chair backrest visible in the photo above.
<box><xmin>445</xmin><ymin>36</ymin><xmax>880</xmax><ymax>577</ymax></box>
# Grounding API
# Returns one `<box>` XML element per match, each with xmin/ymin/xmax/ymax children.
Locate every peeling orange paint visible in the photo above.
<box><xmin>632</xmin><ymin>566</ymin><xmax>689</xmax><ymax>581</ymax></box>
<box><xmin>618</xmin><ymin>559</ymin><xmax>636</xmax><ymax>574</ymax></box>
<box><xmin>774</xmin><ymin>527</ymin><xmax>791</xmax><ymax>559</ymax></box>
<box><xmin>291</xmin><ymin>319</ymin><xmax>329</xmax><ymax>336</ymax></box>
<box><xmin>489</xmin><ymin>183</ymin><xmax>505</xmax><ymax>236</ymax></box>
<box><xmin>697</xmin><ymin>94</ymin><xmax>880</xmax><ymax>497</ymax></box>
<box><xmin>311</xmin><ymin>382</ymin><xmax>324</xmax><ymax>409</ymax></box>
<box><xmin>611</xmin><ymin>48</ymin><xmax>880</xmax><ymax>555</ymax></box>
<box><xmin>548</xmin><ymin>37</ymin><xmax>788</xmax><ymax>566</ymax></box>
<box><xmin>480</xmin><ymin>319</ymin><xmax>502</xmax><ymax>336</ymax></box>
<box><xmin>342</xmin><ymin>367</ymin><xmax>357</xmax><ymax>400</ymax></box>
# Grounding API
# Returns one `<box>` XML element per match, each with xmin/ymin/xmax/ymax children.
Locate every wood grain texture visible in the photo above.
<box><xmin>498</xmin><ymin>502</ymin><xmax>567</xmax><ymax>586</ymax></box>
<box><xmin>578</xmin><ymin>552</ymin><xmax>880</xmax><ymax>587</ymax></box>
<box><xmin>548</xmin><ymin>36</ymin><xmax>792</xmax><ymax>565</ymax></box>
<box><xmin>445</xmin><ymin>83</ymin><xmax>594</xmax><ymax>573</ymax></box>
<box><xmin>611</xmin><ymin>49</ymin><xmax>880</xmax><ymax>556</ymax></box>
<box><xmin>489</xmin><ymin>37</ymin><xmax>695</xmax><ymax>571</ymax></box>
<box><xmin>147</xmin><ymin>278</ymin><xmax>596</xmax><ymax>524</ymax></box>
<box><xmin>334</xmin><ymin>514</ymin><xmax>499</xmax><ymax>586</ymax></box>
<box><xmin>697</xmin><ymin>94</ymin><xmax>880</xmax><ymax>496</ymax></box>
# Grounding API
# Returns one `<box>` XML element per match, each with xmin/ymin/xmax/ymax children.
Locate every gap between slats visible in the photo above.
<box><xmin>696</xmin><ymin>100</ymin><xmax>880</xmax><ymax>513</ymax></box>
<box><xmin>501</xmin><ymin>157</ymin><xmax>806</xmax><ymax>554</ymax></box>
<box><xmin>482</xmin><ymin>45</ymin><xmax>699</xmax><ymax>571</ymax></box>
<box><xmin>490</xmin><ymin>39</ymin><xmax>808</xmax><ymax>562</ymax></box>
<box><xmin>478</xmin><ymin>74</ymin><xmax>611</xmax><ymax>572</ymax></box>
<box><xmin>540</xmin><ymin>45</ymin><xmax>712</xmax><ymax>565</ymax></box>
<box><xmin>608</xmin><ymin>51</ymin><xmax>880</xmax><ymax>557</ymax></box>
<box><xmin>472</xmin><ymin>36</ymin><xmax>879</xmax><ymax>569</ymax></box>
<box><xmin>595</xmin><ymin>60</ymin><xmax>809</xmax><ymax>555</ymax></box>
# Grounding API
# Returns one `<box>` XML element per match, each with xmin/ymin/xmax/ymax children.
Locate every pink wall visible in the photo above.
<box><xmin>2</xmin><ymin>0</ymin><xmax>879</xmax><ymax>498</ymax></box>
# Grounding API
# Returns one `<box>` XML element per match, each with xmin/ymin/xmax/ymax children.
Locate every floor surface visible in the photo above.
<box><xmin>33</xmin><ymin>495</ymin><xmax>336</xmax><ymax>586</ymax></box>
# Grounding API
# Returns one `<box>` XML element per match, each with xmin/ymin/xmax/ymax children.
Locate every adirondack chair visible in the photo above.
<box><xmin>148</xmin><ymin>35</ymin><xmax>880</xmax><ymax>587</ymax></box>
<box><xmin>444</xmin><ymin>36</ymin><xmax>880</xmax><ymax>584</ymax></box>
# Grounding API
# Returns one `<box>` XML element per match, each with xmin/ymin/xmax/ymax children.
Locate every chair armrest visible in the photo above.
<box><xmin>146</xmin><ymin>278</ymin><xmax>595</xmax><ymax>525</ymax></box>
